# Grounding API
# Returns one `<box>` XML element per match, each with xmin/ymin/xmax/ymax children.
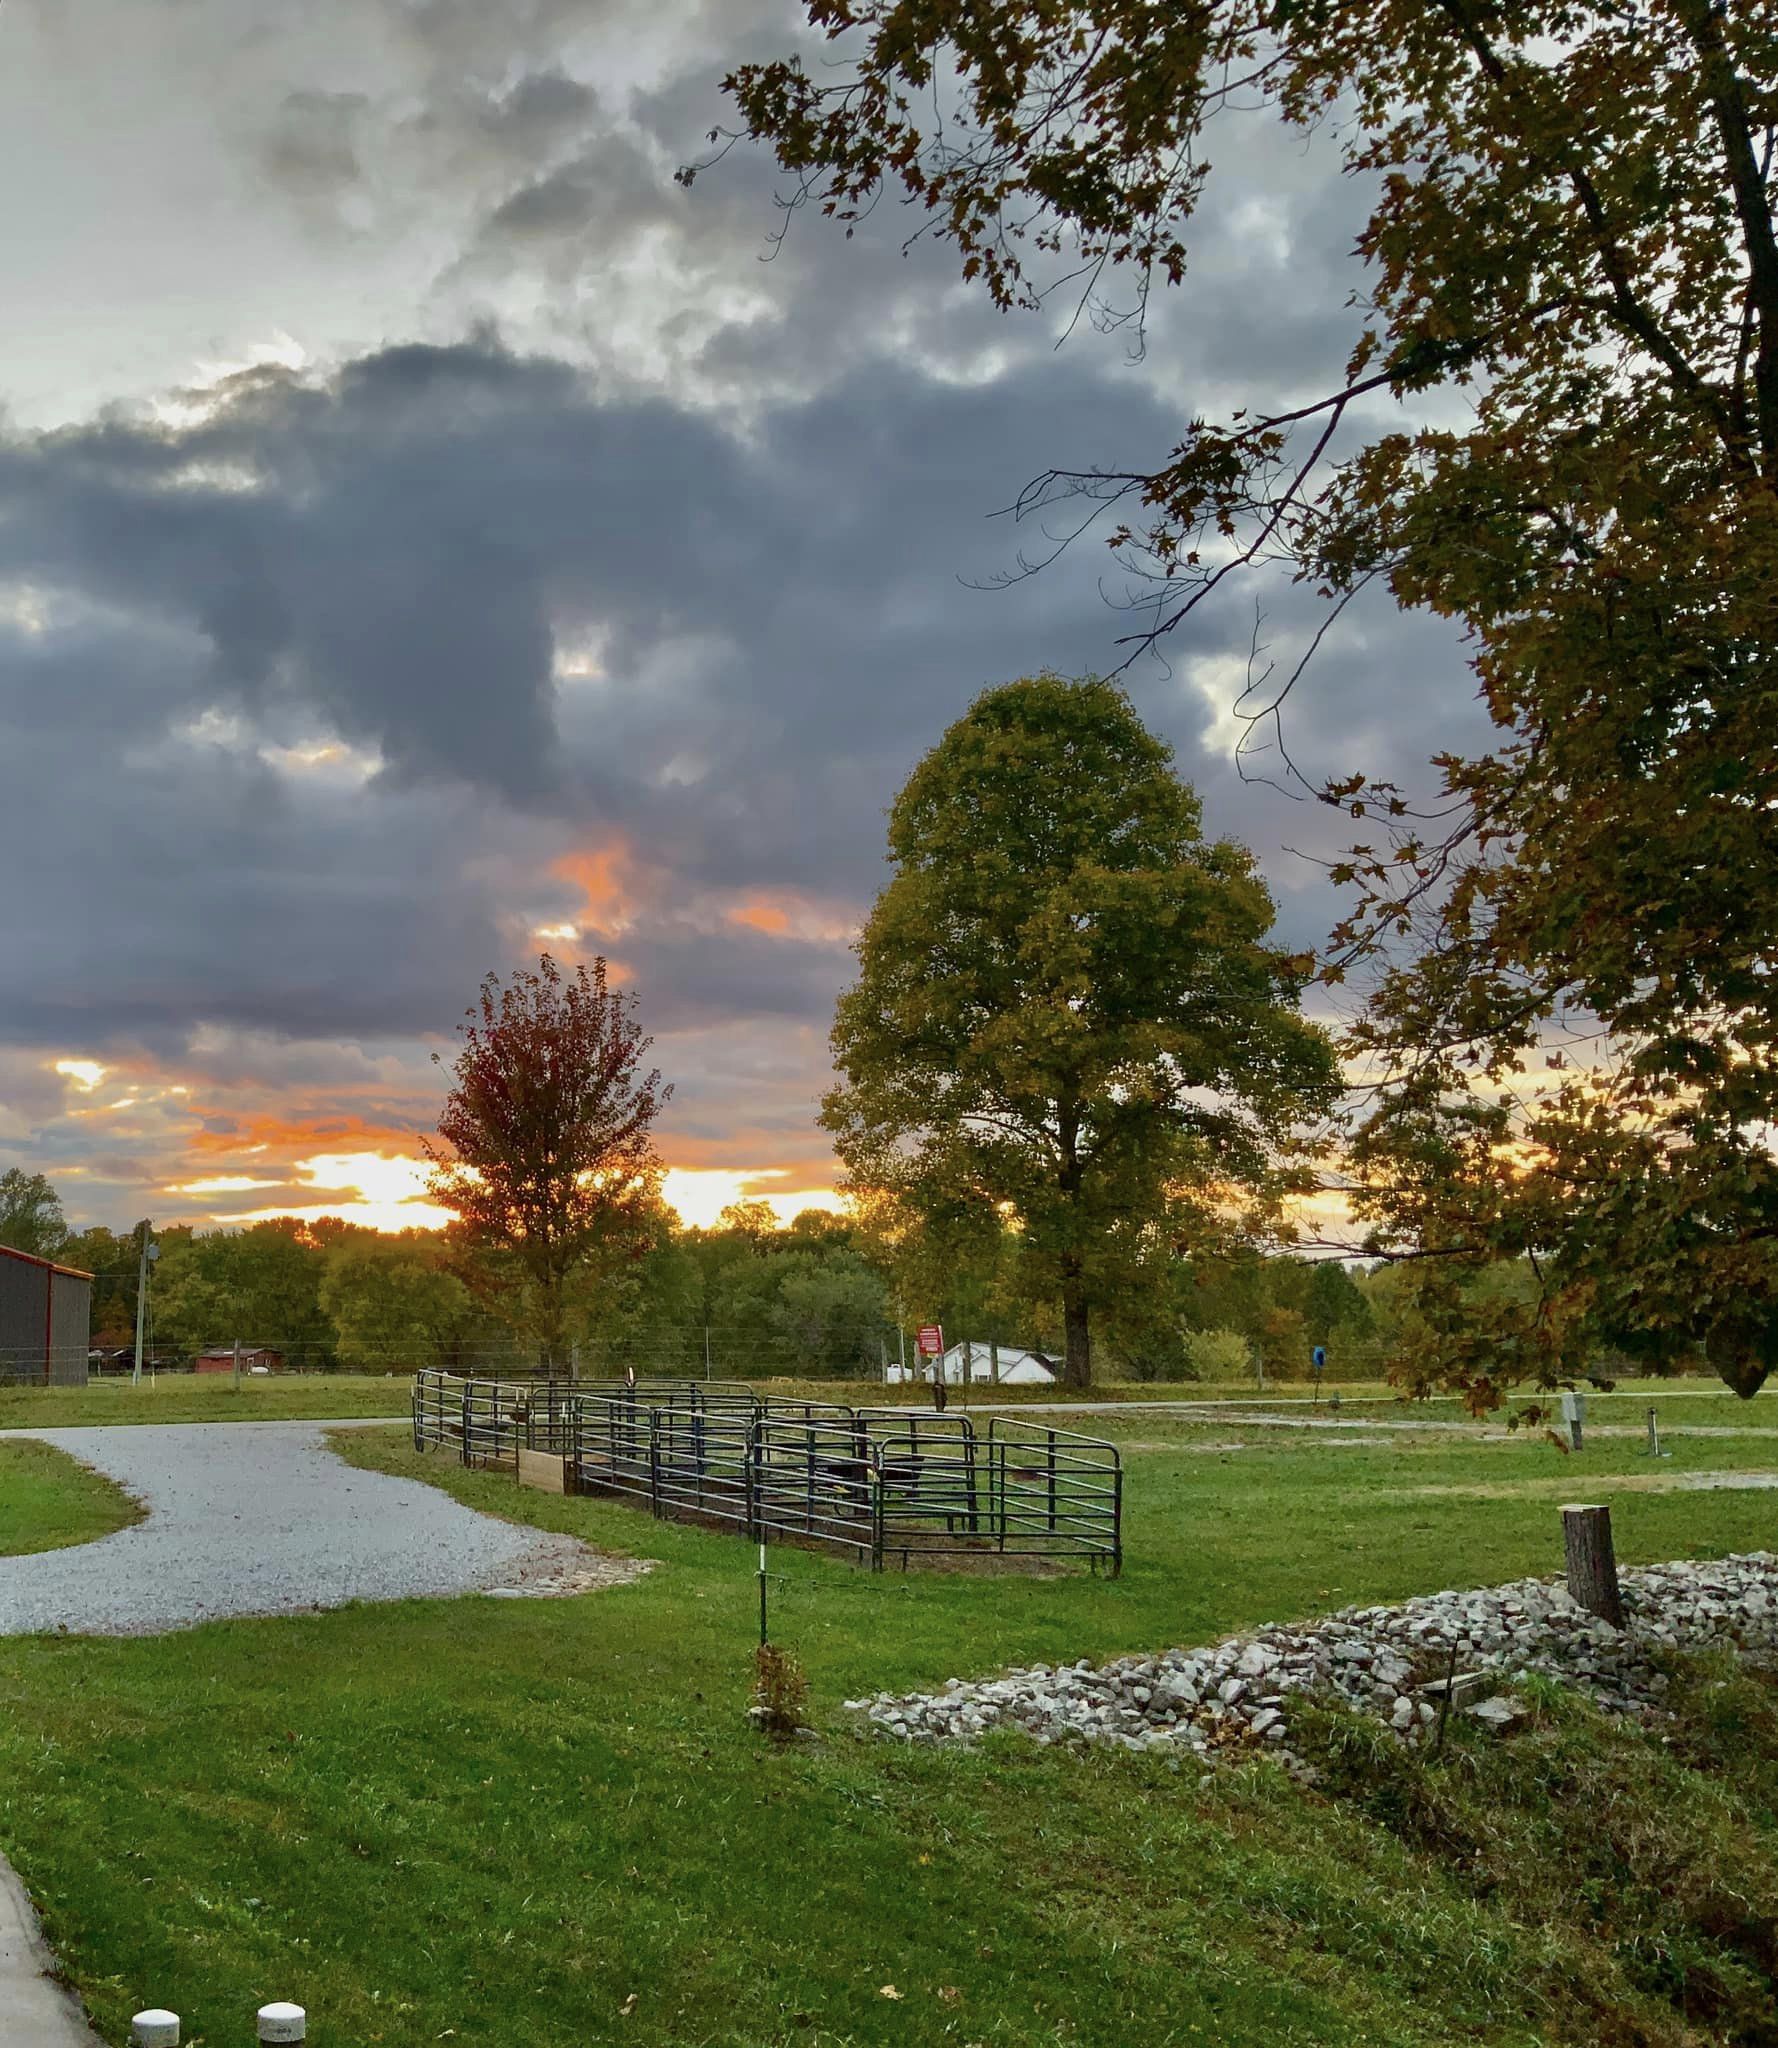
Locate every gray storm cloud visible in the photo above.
<box><xmin>0</xmin><ymin>0</ymin><xmax>1489</xmax><ymax>1227</ymax></box>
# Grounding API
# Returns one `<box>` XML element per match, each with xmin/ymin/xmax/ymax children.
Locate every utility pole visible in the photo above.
<box><xmin>131</xmin><ymin>1223</ymin><xmax>158</xmax><ymax>1386</ymax></box>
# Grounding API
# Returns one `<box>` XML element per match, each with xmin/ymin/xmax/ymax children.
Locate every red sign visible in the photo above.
<box><xmin>915</xmin><ymin>1324</ymin><xmax>944</xmax><ymax>1359</ymax></box>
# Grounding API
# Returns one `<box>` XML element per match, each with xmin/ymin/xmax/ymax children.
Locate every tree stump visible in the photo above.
<box><xmin>1561</xmin><ymin>1503</ymin><xmax>1624</xmax><ymax>1626</ymax></box>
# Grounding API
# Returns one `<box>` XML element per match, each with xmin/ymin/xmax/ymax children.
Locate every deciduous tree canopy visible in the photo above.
<box><xmin>0</xmin><ymin>1169</ymin><xmax>71</xmax><ymax>1262</ymax></box>
<box><xmin>822</xmin><ymin>674</ymin><xmax>1337</xmax><ymax>1385</ymax></box>
<box><xmin>425</xmin><ymin>954</ymin><xmax>669</xmax><ymax>1369</ymax></box>
<box><xmin>722</xmin><ymin>2</ymin><xmax>1778</xmax><ymax>1398</ymax></box>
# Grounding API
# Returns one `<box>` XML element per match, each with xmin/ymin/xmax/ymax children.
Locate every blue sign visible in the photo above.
<box><xmin>1311</xmin><ymin>1345</ymin><xmax>1327</xmax><ymax>1373</ymax></box>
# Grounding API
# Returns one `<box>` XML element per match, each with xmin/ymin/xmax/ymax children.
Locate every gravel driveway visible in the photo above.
<box><xmin>0</xmin><ymin>1422</ymin><xmax>636</xmax><ymax>1637</ymax></box>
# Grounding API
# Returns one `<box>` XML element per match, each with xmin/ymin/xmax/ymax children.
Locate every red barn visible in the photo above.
<box><xmin>193</xmin><ymin>1347</ymin><xmax>284</xmax><ymax>1375</ymax></box>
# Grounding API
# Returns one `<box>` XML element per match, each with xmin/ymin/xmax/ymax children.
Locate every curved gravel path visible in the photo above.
<box><xmin>0</xmin><ymin>1422</ymin><xmax>634</xmax><ymax>1637</ymax></box>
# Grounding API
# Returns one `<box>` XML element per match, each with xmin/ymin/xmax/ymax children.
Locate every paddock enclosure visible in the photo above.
<box><xmin>411</xmin><ymin>1370</ymin><xmax>1122</xmax><ymax>1574</ymax></box>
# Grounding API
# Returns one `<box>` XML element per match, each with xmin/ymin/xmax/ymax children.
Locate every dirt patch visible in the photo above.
<box><xmin>1113</xmin><ymin>1438</ymin><xmax>1252</xmax><ymax>1454</ymax></box>
<box><xmin>481</xmin><ymin>1531</ymin><xmax>655</xmax><ymax>1599</ymax></box>
<box><xmin>1404</xmin><ymin>1468</ymin><xmax>1778</xmax><ymax>1502</ymax></box>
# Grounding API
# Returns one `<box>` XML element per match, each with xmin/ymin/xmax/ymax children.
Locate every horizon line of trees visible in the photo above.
<box><xmin>0</xmin><ymin>1163</ymin><xmax>1673</xmax><ymax>1388</ymax></box>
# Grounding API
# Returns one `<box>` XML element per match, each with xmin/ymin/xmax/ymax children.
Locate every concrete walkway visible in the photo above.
<box><xmin>0</xmin><ymin>1856</ymin><xmax>102</xmax><ymax>2045</ymax></box>
<box><xmin>0</xmin><ymin>1420</ymin><xmax>616</xmax><ymax>1637</ymax></box>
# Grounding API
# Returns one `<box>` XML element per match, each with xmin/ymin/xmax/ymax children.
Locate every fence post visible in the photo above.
<box><xmin>131</xmin><ymin>2012</ymin><xmax>180</xmax><ymax>2047</ymax></box>
<box><xmin>461</xmin><ymin>1379</ymin><xmax>473</xmax><ymax>1466</ymax></box>
<box><xmin>1561</xmin><ymin>1503</ymin><xmax>1624</xmax><ymax>1625</ymax></box>
<box><xmin>988</xmin><ymin>1425</ymin><xmax>1006</xmax><ymax>1552</ymax></box>
<box><xmin>648</xmin><ymin>1409</ymin><xmax>662</xmax><ymax>1517</ymax></box>
<box><xmin>745</xmin><ymin>1417</ymin><xmax>760</xmax><ymax>1540</ymax></box>
<box><xmin>257</xmin><ymin>2003</ymin><xmax>306</xmax><ymax>2042</ymax></box>
<box><xmin>1046</xmin><ymin>1433</ymin><xmax>1058</xmax><ymax>1535</ymax></box>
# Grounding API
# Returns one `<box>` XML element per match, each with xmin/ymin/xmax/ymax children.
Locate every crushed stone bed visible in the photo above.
<box><xmin>847</xmin><ymin>1552</ymin><xmax>1778</xmax><ymax>1764</ymax></box>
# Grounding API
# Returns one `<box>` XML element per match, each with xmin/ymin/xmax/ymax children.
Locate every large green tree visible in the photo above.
<box><xmin>0</xmin><ymin>1169</ymin><xmax>70</xmax><ymax>1261</ymax></box>
<box><xmin>153</xmin><ymin>1221</ymin><xmax>335</xmax><ymax>1367</ymax></box>
<box><xmin>319</xmin><ymin>1236</ymin><xmax>478</xmax><ymax>1374</ymax></box>
<box><xmin>766</xmin><ymin>1250</ymin><xmax>891</xmax><ymax>1375</ymax></box>
<box><xmin>822</xmin><ymin>675</ymin><xmax>1337</xmax><ymax>1386</ymax></box>
<box><xmin>720</xmin><ymin>1</ymin><xmax>1778</xmax><ymax>1399</ymax></box>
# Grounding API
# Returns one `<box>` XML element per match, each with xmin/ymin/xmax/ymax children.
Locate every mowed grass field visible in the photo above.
<box><xmin>0</xmin><ymin>1438</ymin><xmax>141</xmax><ymax>1556</ymax></box>
<box><xmin>0</xmin><ymin>1372</ymin><xmax>416</xmax><ymax>1430</ymax></box>
<box><xmin>0</xmin><ymin>1387</ymin><xmax>1774</xmax><ymax>2046</ymax></box>
<box><xmin>0</xmin><ymin>1366</ymin><xmax>1751</xmax><ymax>1433</ymax></box>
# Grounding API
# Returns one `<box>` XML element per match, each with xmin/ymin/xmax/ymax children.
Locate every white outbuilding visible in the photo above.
<box><xmin>937</xmin><ymin>1340</ymin><xmax>1058</xmax><ymax>1385</ymax></box>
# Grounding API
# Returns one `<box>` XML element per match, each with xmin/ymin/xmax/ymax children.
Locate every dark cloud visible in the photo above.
<box><xmin>0</xmin><ymin>0</ymin><xmax>1492</xmax><ymax>1230</ymax></box>
<box><xmin>257</xmin><ymin>90</ymin><xmax>372</xmax><ymax>204</ymax></box>
<box><xmin>0</xmin><ymin>325</ymin><xmax>1480</xmax><ymax>1075</ymax></box>
<box><xmin>479</xmin><ymin>132</ymin><xmax>669</xmax><ymax>244</ymax></box>
<box><xmin>478</xmin><ymin>66</ymin><xmax>600</xmax><ymax>146</ymax></box>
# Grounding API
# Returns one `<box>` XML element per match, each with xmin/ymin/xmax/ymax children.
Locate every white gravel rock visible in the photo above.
<box><xmin>848</xmin><ymin>1552</ymin><xmax>1778</xmax><ymax>1771</ymax></box>
<box><xmin>0</xmin><ymin>1421</ymin><xmax>644</xmax><ymax>1636</ymax></box>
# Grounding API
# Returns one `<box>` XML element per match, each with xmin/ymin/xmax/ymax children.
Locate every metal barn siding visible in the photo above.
<box><xmin>0</xmin><ymin>1243</ymin><xmax>92</xmax><ymax>1385</ymax></box>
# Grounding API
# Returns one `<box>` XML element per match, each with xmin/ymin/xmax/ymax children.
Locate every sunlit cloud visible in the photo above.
<box><xmin>553</xmin><ymin>836</ymin><xmax>638</xmax><ymax>937</ymax></box>
<box><xmin>661</xmin><ymin>1166</ymin><xmax>843</xmax><ymax>1231</ymax></box>
<box><xmin>218</xmin><ymin>1150</ymin><xmax>454</xmax><ymax>1233</ymax></box>
<box><xmin>533</xmin><ymin>922</ymin><xmax>581</xmax><ymax>941</ymax></box>
<box><xmin>0</xmin><ymin>581</ymin><xmax>52</xmax><ymax>637</ymax></box>
<box><xmin>173</xmin><ymin>1175</ymin><xmax>284</xmax><ymax>1196</ymax></box>
<box><xmin>730</xmin><ymin>901</ymin><xmax>789</xmax><ymax>936</ymax></box>
<box><xmin>54</xmin><ymin>1059</ymin><xmax>109</xmax><ymax>1092</ymax></box>
<box><xmin>552</xmin><ymin>637</ymin><xmax>606</xmax><ymax>682</ymax></box>
<box><xmin>725</xmin><ymin>892</ymin><xmax>858</xmax><ymax>945</ymax></box>
<box><xmin>259</xmin><ymin>737</ymin><xmax>383</xmax><ymax>784</ymax></box>
<box><xmin>149</xmin><ymin>332</ymin><xmax>310</xmax><ymax>430</ymax></box>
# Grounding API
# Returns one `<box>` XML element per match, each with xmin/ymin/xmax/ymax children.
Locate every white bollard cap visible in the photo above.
<box><xmin>257</xmin><ymin>2002</ymin><xmax>306</xmax><ymax>2042</ymax></box>
<box><xmin>131</xmin><ymin>2013</ymin><xmax>181</xmax><ymax>2048</ymax></box>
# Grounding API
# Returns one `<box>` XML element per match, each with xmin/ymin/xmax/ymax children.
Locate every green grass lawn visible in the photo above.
<box><xmin>0</xmin><ymin>1438</ymin><xmax>142</xmax><ymax>1556</ymax></box>
<box><xmin>0</xmin><ymin>1407</ymin><xmax>1774</xmax><ymax>2045</ymax></box>
<box><xmin>0</xmin><ymin>1373</ymin><xmax>414</xmax><ymax>1431</ymax></box>
<box><xmin>4</xmin><ymin>1368</ymin><xmax>1761</xmax><ymax>1436</ymax></box>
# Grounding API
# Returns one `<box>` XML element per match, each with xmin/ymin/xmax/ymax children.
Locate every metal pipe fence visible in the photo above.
<box><xmin>411</xmin><ymin>1369</ymin><xmax>1121</xmax><ymax>1574</ymax></box>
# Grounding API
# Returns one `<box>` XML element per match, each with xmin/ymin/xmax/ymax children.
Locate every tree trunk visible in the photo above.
<box><xmin>1561</xmin><ymin>1503</ymin><xmax>1624</xmax><ymax>1626</ymax></box>
<box><xmin>536</xmin><ymin>1270</ymin><xmax>569</xmax><ymax>1379</ymax></box>
<box><xmin>1061</xmin><ymin>1263</ymin><xmax>1092</xmax><ymax>1388</ymax></box>
<box><xmin>1056</xmin><ymin>1101</ymin><xmax>1091</xmax><ymax>1388</ymax></box>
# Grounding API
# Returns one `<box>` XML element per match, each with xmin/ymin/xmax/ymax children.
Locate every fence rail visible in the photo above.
<box><xmin>412</xmin><ymin>1370</ymin><xmax>1121</xmax><ymax>1574</ymax></box>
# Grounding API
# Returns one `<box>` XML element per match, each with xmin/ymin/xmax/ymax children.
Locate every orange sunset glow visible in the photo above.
<box><xmin>195</xmin><ymin>1155</ymin><xmax>841</xmax><ymax>1233</ymax></box>
<box><xmin>39</xmin><ymin>1035</ymin><xmax>846</xmax><ymax>1237</ymax></box>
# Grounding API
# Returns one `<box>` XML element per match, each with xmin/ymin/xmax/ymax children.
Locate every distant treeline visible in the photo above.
<box><xmin>2</xmin><ymin>1168</ymin><xmax>1638</xmax><ymax>1383</ymax></box>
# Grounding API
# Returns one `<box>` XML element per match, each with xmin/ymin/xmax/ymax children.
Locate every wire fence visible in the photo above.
<box><xmin>411</xmin><ymin>1369</ymin><xmax>1122</xmax><ymax>1575</ymax></box>
<box><xmin>0</xmin><ymin>1342</ymin><xmax>96</xmax><ymax>1386</ymax></box>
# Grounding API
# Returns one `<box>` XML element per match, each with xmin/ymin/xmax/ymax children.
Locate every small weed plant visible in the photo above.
<box><xmin>751</xmin><ymin>1642</ymin><xmax>810</xmax><ymax>1737</ymax></box>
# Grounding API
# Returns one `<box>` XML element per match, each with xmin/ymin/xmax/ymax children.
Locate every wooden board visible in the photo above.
<box><xmin>517</xmin><ymin>1449</ymin><xmax>570</xmax><ymax>1495</ymax></box>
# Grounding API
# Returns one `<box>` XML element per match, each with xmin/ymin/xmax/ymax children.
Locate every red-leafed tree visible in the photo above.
<box><xmin>424</xmin><ymin>955</ymin><xmax>670</xmax><ymax>1370</ymax></box>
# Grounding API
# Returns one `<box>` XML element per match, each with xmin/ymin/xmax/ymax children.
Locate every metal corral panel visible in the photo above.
<box><xmin>0</xmin><ymin>1245</ymin><xmax>92</xmax><ymax>1385</ymax></box>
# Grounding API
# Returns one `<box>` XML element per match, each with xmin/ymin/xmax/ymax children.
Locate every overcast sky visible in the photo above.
<box><xmin>0</xmin><ymin>0</ymin><xmax>1488</xmax><ymax>1233</ymax></box>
